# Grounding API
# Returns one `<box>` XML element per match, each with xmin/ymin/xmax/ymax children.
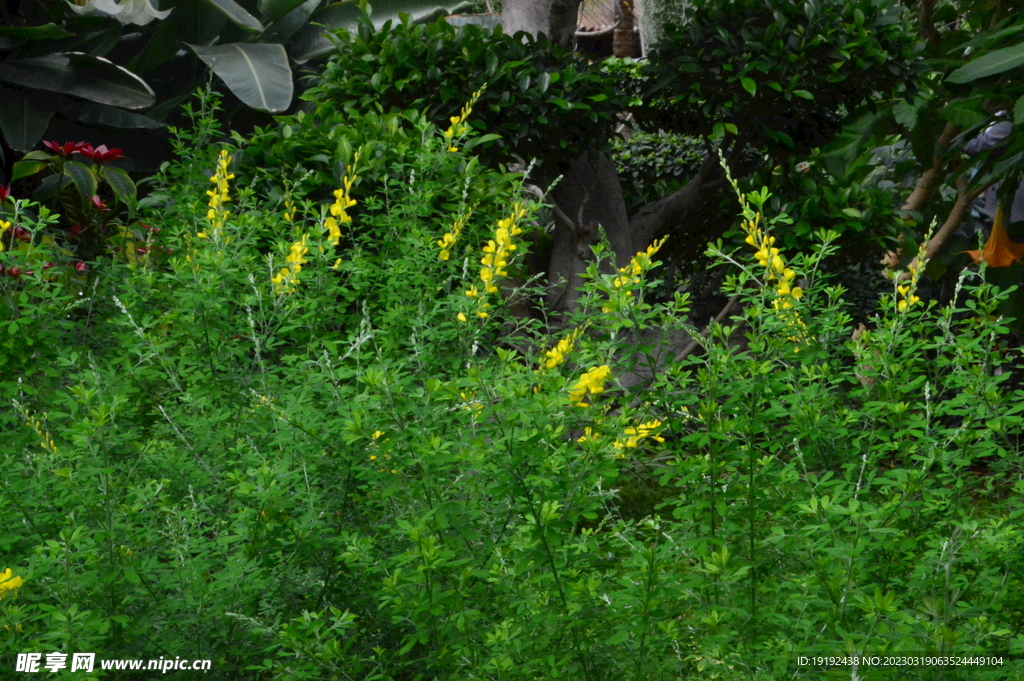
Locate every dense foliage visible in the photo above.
<box><xmin>2</xmin><ymin>87</ymin><xmax>1023</xmax><ymax>680</ymax></box>
<box><xmin>629</xmin><ymin>0</ymin><xmax>920</xmax><ymax>159</ymax></box>
<box><xmin>308</xmin><ymin>17</ymin><xmax>626</xmax><ymax>171</ymax></box>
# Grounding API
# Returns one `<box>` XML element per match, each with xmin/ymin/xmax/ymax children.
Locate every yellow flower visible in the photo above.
<box><xmin>568</xmin><ymin>365</ymin><xmax>612</xmax><ymax>407</ymax></box>
<box><xmin>0</xmin><ymin>568</ymin><xmax>23</xmax><ymax>599</ymax></box>
<box><xmin>441</xmin><ymin>87</ymin><xmax>485</xmax><ymax>151</ymax></box>
<box><xmin>273</xmin><ymin>234</ymin><xmax>309</xmax><ymax>295</ymax></box>
<box><xmin>613</xmin><ymin>419</ymin><xmax>665</xmax><ymax>449</ymax></box>
<box><xmin>466</xmin><ymin>202</ymin><xmax>525</xmax><ymax>318</ymax></box>
<box><xmin>325</xmin><ymin>153</ymin><xmax>360</xmax><ymax>246</ymax></box>
<box><xmin>541</xmin><ymin>328</ymin><xmax>582</xmax><ymax>369</ymax></box>
<box><xmin>458</xmin><ymin>312</ymin><xmax>468</xmax><ymax>322</ymax></box>
<box><xmin>204</xmin><ymin>149</ymin><xmax>234</xmax><ymax>239</ymax></box>
<box><xmin>0</xmin><ymin>219</ymin><xmax>11</xmax><ymax>251</ymax></box>
<box><xmin>736</xmin><ymin>191</ymin><xmax>809</xmax><ymax>347</ymax></box>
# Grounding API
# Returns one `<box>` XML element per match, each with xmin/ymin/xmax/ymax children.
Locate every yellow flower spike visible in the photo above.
<box><xmin>568</xmin><ymin>365</ymin><xmax>612</xmax><ymax>407</ymax></box>
<box><xmin>0</xmin><ymin>568</ymin><xmax>24</xmax><ymax>599</ymax></box>
<box><xmin>203</xmin><ymin>149</ymin><xmax>234</xmax><ymax>240</ymax></box>
<box><xmin>325</xmin><ymin>152</ymin><xmax>360</xmax><ymax>246</ymax></box>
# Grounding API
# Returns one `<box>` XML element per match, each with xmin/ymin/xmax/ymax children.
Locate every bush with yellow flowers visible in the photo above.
<box><xmin>1</xmin><ymin>82</ymin><xmax>1022</xmax><ymax>681</ymax></box>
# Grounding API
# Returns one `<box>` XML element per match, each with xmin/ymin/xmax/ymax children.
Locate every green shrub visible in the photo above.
<box><xmin>1</xmin><ymin>87</ymin><xmax>1022</xmax><ymax>681</ymax></box>
<box><xmin>301</xmin><ymin>16</ymin><xmax>626</xmax><ymax>173</ymax></box>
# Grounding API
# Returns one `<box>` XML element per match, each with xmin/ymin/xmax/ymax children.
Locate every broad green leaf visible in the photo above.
<box><xmin>1015</xmin><ymin>93</ymin><xmax>1024</xmax><ymax>125</ymax></box>
<box><xmin>201</xmin><ymin>0</ymin><xmax>265</xmax><ymax>32</ymax></box>
<box><xmin>64</xmin><ymin>16</ymin><xmax>123</xmax><ymax>57</ymax></box>
<box><xmin>0</xmin><ymin>24</ymin><xmax>74</xmax><ymax>40</ymax></box>
<box><xmin>12</xmin><ymin>161</ymin><xmax>47</xmax><ymax>182</ymax></box>
<box><xmin>33</xmin><ymin>173</ymin><xmax>72</xmax><ymax>202</ymax></box>
<box><xmin>947</xmin><ymin>43</ymin><xmax>1024</xmax><ymax>84</ymax></box>
<box><xmin>188</xmin><ymin>42</ymin><xmax>293</xmax><ymax>112</ymax></box>
<box><xmin>290</xmin><ymin>1</ymin><xmax>362</xmax><ymax>63</ymax></box>
<box><xmin>127</xmin><ymin>14</ymin><xmax>182</xmax><ymax>73</ymax></box>
<box><xmin>0</xmin><ymin>53</ymin><xmax>154</xmax><ymax>109</ymax></box>
<box><xmin>102</xmin><ymin>167</ymin><xmax>137</xmax><ymax>205</ymax></box>
<box><xmin>368</xmin><ymin>0</ymin><xmax>473</xmax><ymax>28</ymax></box>
<box><xmin>793</xmin><ymin>89</ymin><xmax>814</xmax><ymax>100</ymax></box>
<box><xmin>259</xmin><ymin>0</ymin><xmax>314</xmax><ymax>22</ymax></box>
<box><xmin>71</xmin><ymin>102</ymin><xmax>166</xmax><ymax>129</ymax></box>
<box><xmin>841</xmin><ymin>207</ymin><xmax>863</xmax><ymax>219</ymax></box>
<box><xmin>291</xmin><ymin>0</ymin><xmax>470</xmax><ymax>62</ymax></box>
<box><xmin>262</xmin><ymin>0</ymin><xmax>323</xmax><ymax>42</ymax></box>
<box><xmin>65</xmin><ymin>161</ymin><xmax>98</xmax><ymax>200</ymax></box>
<box><xmin>0</xmin><ymin>88</ymin><xmax>54</xmax><ymax>153</ymax></box>
<box><xmin>741</xmin><ymin>77</ymin><xmax>756</xmax><ymax>96</ymax></box>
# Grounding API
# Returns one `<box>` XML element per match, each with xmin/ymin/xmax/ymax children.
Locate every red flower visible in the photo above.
<box><xmin>42</xmin><ymin>141</ymin><xmax>93</xmax><ymax>157</ymax></box>
<box><xmin>42</xmin><ymin>262</ymin><xmax>56</xmax><ymax>270</ymax></box>
<box><xmin>12</xmin><ymin>226</ymin><xmax>30</xmax><ymax>242</ymax></box>
<box><xmin>90</xmin><ymin>195</ymin><xmax>108</xmax><ymax>212</ymax></box>
<box><xmin>74</xmin><ymin>262</ymin><xmax>88</xmax><ymax>273</ymax></box>
<box><xmin>70</xmin><ymin>224</ymin><xmax>83</xmax><ymax>239</ymax></box>
<box><xmin>8</xmin><ymin>267</ymin><xmax>23</xmax><ymax>279</ymax></box>
<box><xmin>80</xmin><ymin>145</ymin><xmax>125</xmax><ymax>164</ymax></box>
<box><xmin>0</xmin><ymin>185</ymin><xmax>11</xmax><ymax>203</ymax></box>
<box><xmin>136</xmin><ymin>247</ymin><xmax>149</xmax><ymax>255</ymax></box>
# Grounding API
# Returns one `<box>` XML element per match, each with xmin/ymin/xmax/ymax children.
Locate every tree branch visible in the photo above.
<box><xmin>629</xmin><ymin>154</ymin><xmax>727</xmax><ymax>250</ymax></box>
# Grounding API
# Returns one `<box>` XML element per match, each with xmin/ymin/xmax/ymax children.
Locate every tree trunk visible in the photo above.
<box><xmin>546</xmin><ymin>151</ymin><xmax>634</xmax><ymax>315</ymax></box>
<box><xmin>502</xmin><ymin>0</ymin><xmax>582</xmax><ymax>47</ymax></box>
<box><xmin>505</xmin><ymin>0</ymin><xmax>727</xmax><ymax>317</ymax></box>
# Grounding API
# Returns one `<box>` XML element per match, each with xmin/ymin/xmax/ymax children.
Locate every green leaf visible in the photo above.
<box><xmin>0</xmin><ymin>87</ymin><xmax>54</xmax><ymax>153</ymax></box>
<box><xmin>1015</xmin><ymin>93</ymin><xmax>1024</xmax><ymax>125</ymax></box>
<box><xmin>188</xmin><ymin>43</ymin><xmax>293</xmax><ymax>112</ymax></box>
<box><xmin>819</xmin><ymin>108</ymin><xmax>887</xmax><ymax>178</ymax></box>
<box><xmin>290</xmin><ymin>1</ymin><xmax>363</xmax><ymax>63</ymax></box>
<box><xmin>485</xmin><ymin>52</ymin><xmax>498</xmax><ymax>78</ymax></box>
<box><xmin>102</xmin><ymin>167</ymin><xmax>137</xmax><ymax>205</ymax></box>
<box><xmin>12</xmin><ymin>161</ymin><xmax>47</xmax><ymax>182</ymax></box>
<box><xmin>259</xmin><ymin>0</ymin><xmax>315</xmax><ymax>22</ymax></box>
<box><xmin>368</xmin><ymin>0</ymin><xmax>473</xmax><ymax>28</ymax></box>
<box><xmin>725</xmin><ymin>122</ymin><xmax>738</xmax><ymax>134</ymax></box>
<box><xmin>71</xmin><ymin>102</ymin><xmax>166</xmax><ymax>129</ymax></box>
<box><xmin>841</xmin><ymin>207</ymin><xmax>862</xmax><ymax>219</ymax></box>
<box><xmin>200</xmin><ymin>0</ymin><xmax>265</xmax><ymax>32</ymax></box>
<box><xmin>262</xmin><ymin>0</ymin><xmax>323</xmax><ymax>42</ymax></box>
<box><xmin>64</xmin><ymin>16</ymin><xmax>123</xmax><ymax>57</ymax></box>
<box><xmin>792</xmin><ymin>89</ymin><xmax>814</xmax><ymax>100</ymax></box>
<box><xmin>463</xmin><ymin>132</ymin><xmax>500</xmax><ymax>150</ymax></box>
<box><xmin>65</xmin><ymin>161</ymin><xmax>98</xmax><ymax>200</ymax></box>
<box><xmin>948</xmin><ymin>43</ymin><xmax>1024</xmax><ymax>84</ymax></box>
<box><xmin>0</xmin><ymin>24</ymin><xmax>74</xmax><ymax>40</ymax></box>
<box><xmin>126</xmin><ymin>13</ymin><xmax>181</xmax><ymax>74</ymax></box>
<box><xmin>0</xmin><ymin>53</ymin><xmax>154</xmax><ymax>109</ymax></box>
<box><xmin>538</xmin><ymin>71</ymin><xmax>550</xmax><ymax>93</ymax></box>
<box><xmin>33</xmin><ymin>173</ymin><xmax>72</xmax><ymax>202</ymax></box>
<box><xmin>741</xmin><ymin>76</ymin><xmax>756</xmax><ymax>96</ymax></box>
